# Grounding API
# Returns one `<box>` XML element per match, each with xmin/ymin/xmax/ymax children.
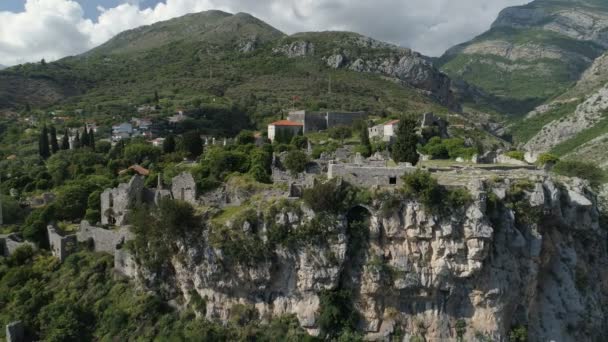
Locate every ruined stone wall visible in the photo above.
<box><xmin>115</xmin><ymin>248</ymin><xmax>138</xmax><ymax>278</ymax></box>
<box><xmin>76</xmin><ymin>221</ymin><xmax>133</xmax><ymax>255</ymax></box>
<box><xmin>171</xmin><ymin>173</ymin><xmax>197</xmax><ymax>205</ymax></box>
<box><xmin>101</xmin><ymin>176</ymin><xmax>145</xmax><ymax>225</ymax></box>
<box><xmin>326</xmin><ymin>111</ymin><xmax>367</xmax><ymax>128</ymax></box>
<box><xmin>328</xmin><ymin>163</ymin><xmax>415</xmax><ymax>187</ymax></box>
<box><xmin>0</xmin><ymin>234</ymin><xmax>36</xmax><ymax>257</ymax></box>
<box><xmin>47</xmin><ymin>226</ymin><xmax>77</xmax><ymax>262</ymax></box>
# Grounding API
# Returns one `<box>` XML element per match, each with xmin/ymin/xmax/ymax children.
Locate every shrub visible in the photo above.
<box><xmin>290</xmin><ymin>135</ymin><xmax>308</xmax><ymax>149</ymax></box>
<box><xmin>537</xmin><ymin>153</ymin><xmax>559</xmax><ymax>166</ymax></box>
<box><xmin>303</xmin><ymin>179</ymin><xmax>358</xmax><ymax>213</ymax></box>
<box><xmin>317</xmin><ymin>289</ymin><xmax>358</xmax><ymax>338</ymax></box>
<box><xmin>283</xmin><ymin>150</ymin><xmax>308</xmax><ymax>175</ymax></box>
<box><xmin>553</xmin><ymin>160</ymin><xmax>606</xmax><ymax>187</ymax></box>
<box><xmin>402</xmin><ymin>170</ymin><xmax>472</xmax><ymax>213</ymax></box>
<box><xmin>505</xmin><ymin>151</ymin><xmax>525</xmax><ymax>161</ymax></box>
<box><xmin>235</xmin><ymin>130</ymin><xmax>255</xmax><ymax>145</ymax></box>
<box><xmin>327</xmin><ymin>126</ymin><xmax>352</xmax><ymax>142</ymax></box>
<box><xmin>509</xmin><ymin>326</ymin><xmax>527</xmax><ymax>342</ymax></box>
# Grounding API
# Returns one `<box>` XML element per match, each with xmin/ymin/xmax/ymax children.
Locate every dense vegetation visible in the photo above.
<box><xmin>0</xmin><ymin>247</ymin><xmax>313</xmax><ymax>341</ymax></box>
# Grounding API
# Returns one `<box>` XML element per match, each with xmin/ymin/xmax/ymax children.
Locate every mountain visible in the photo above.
<box><xmin>0</xmin><ymin>11</ymin><xmax>456</xmax><ymax>126</ymax></box>
<box><xmin>438</xmin><ymin>0</ymin><xmax>608</xmax><ymax>115</ymax></box>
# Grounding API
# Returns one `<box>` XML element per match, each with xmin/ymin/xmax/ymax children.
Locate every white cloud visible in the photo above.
<box><xmin>0</xmin><ymin>0</ymin><xmax>531</xmax><ymax>66</ymax></box>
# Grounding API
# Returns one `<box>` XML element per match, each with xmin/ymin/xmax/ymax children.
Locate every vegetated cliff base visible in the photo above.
<box><xmin>127</xmin><ymin>175</ymin><xmax>607</xmax><ymax>341</ymax></box>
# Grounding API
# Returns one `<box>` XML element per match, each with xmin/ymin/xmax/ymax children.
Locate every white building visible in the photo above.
<box><xmin>369</xmin><ymin>120</ymin><xmax>399</xmax><ymax>142</ymax></box>
<box><xmin>268</xmin><ymin>120</ymin><xmax>303</xmax><ymax>142</ymax></box>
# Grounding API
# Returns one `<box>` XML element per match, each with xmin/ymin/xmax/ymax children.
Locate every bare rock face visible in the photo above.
<box><xmin>127</xmin><ymin>177</ymin><xmax>608</xmax><ymax>341</ymax></box>
<box><xmin>525</xmin><ymin>84</ymin><xmax>608</xmax><ymax>152</ymax></box>
<box><xmin>273</xmin><ymin>40</ymin><xmax>315</xmax><ymax>58</ymax></box>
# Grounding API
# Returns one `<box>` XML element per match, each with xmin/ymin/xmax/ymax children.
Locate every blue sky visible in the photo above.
<box><xmin>0</xmin><ymin>0</ymin><xmax>530</xmax><ymax>66</ymax></box>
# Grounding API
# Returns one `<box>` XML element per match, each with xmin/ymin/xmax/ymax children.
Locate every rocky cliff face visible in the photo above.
<box><xmin>128</xmin><ymin>176</ymin><xmax>608</xmax><ymax>341</ymax></box>
<box><xmin>439</xmin><ymin>0</ymin><xmax>608</xmax><ymax>115</ymax></box>
<box><xmin>273</xmin><ymin>33</ymin><xmax>457</xmax><ymax>110</ymax></box>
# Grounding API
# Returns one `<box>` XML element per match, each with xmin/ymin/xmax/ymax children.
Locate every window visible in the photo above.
<box><xmin>389</xmin><ymin>177</ymin><xmax>397</xmax><ymax>185</ymax></box>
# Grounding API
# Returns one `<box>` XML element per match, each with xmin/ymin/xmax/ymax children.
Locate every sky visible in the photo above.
<box><xmin>0</xmin><ymin>0</ymin><xmax>531</xmax><ymax>66</ymax></box>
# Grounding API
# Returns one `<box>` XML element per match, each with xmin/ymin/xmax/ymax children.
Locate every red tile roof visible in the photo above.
<box><xmin>385</xmin><ymin>120</ymin><xmax>400</xmax><ymax>126</ymax></box>
<box><xmin>270</xmin><ymin>120</ymin><xmax>303</xmax><ymax>126</ymax></box>
<box><xmin>119</xmin><ymin>165</ymin><xmax>150</xmax><ymax>176</ymax></box>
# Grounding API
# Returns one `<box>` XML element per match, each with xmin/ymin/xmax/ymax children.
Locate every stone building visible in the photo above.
<box><xmin>288</xmin><ymin>110</ymin><xmax>368</xmax><ymax>133</ymax></box>
<box><xmin>76</xmin><ymin>221</ymin><xmax>133</xmax><ymax>255</ymax></box>
<box><xmin>328</xmin><ymin>162</ymin><xmax>415</xmax><ymax>187</ymax></box>
<box><xmin>369</xmin><ymin>119</ymin><xmax>400</xmax><ymax>142</ymax></box>
<box><xmin>0</xmin><ymin>234</ymin><xmax>36</xmax><ymax>257</ymax></box>
<box><xmin>47</xmin><ymin>226</ymin><xmax>77</xmax><ymax>262</ymax></box>
<box><xmin>267</xmin><ymin>120</ymin><xmax>303</xmax><ymax>142</ymax></box>
<box><xmin>171</xmin><ymin>172</ymin><xmax>197</xmax><ymax>205</ymax></box>
<box><xmin>100</xmin><ymin>176</ymin><xmax>145</xmax><ymax>225</ymax></box>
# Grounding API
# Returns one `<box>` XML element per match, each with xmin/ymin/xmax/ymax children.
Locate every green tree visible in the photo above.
<box><xmin>359</xmin><ymin>125</ymin><xmax>372</xmax><ymax>157</ymax></box>
<box><xmin>154</xmin><ymin>90</ymin><xmax>160</xmax><ymax>104</ymax></box>
<box><xmin>328</xmin><ymin>126</ymin><xmax>352</xmax><ymax>143</ymax></box>
<box><xmin>391</xmin><ymin>117</ymin><xmax>419</xmax><ymax>165</ymax></box>
<box><xmin>163</xmin><ymin>135</ymin><xmax>176</xmax><ymax>154</ymax></box>
<box><xmin>182</xmin><ymin>131</ymin><xmax>204</xmax><ymax>159</ymax></box>
<box><xmin>61</xmin><ymin>130</ymin><xmax>70</xmax><ymax>150</ymax></box>
<box><xmin>49</xmin><ymin>126</ymin><xmax>59</xmax><ymax>154</ymax></box>
<box><xmin>236</xmin><ymin>130</ymin><xmax>255</xmax><ymax>145</ymax></box>
<box><xmin>73</xmin><ymin>131</ymin><xmax>80</xmax><ymax>149</ymax></box>
<box><xmin>124</xmin><ymin>143</ymin><xmax>161</xmax><ymax>164</ymax></box>
<box><xmin>81</xmin><ymin>127</ymin><xmax>90</xmax><ymax>148</ymax></box>
<box><xmin>39</xmin><ymin>125</ymin><xmax>50</xmax><ymax>159</ymax></box>
<box><xmin>284</xmin><ymin>150</ymin><xmax>308</xmax><ymax>175</ymax></box>
<box><xmin>89</xmin><ymin>128</ymin><xmax>95</xmax><ymax>151</ymax></box>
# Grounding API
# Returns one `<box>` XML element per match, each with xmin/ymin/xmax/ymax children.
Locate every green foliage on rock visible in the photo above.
<box><xmin>402</xmin><ymin>169</ymin><xmax>473</xmax><ymax>213</ymax></box>
<box><xmin>420</xmin><ymin>137</ymin><xmax>477</xmax><ymax>160</ymax></box>
<box><xmin>553</xmin><ymin>160</ymin><xmax>607</xmax><ymax>187</ymax></box>
<box><xmin>284</xmin><ymin>150</ymin><xmax>308</xmax><ymax>175</ymax></box>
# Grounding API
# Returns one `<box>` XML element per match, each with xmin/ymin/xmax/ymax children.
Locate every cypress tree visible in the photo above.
<box><xmin>49</xmin><ymin>126</ymin><xmax>59</xmax><ymax>154</ymax></box>
<box><xmin>39</xmin><ymin>125</ymin><xmax>50</xmax><ymax>159</ymax></box>
<box><xmin>89</xmin><ymin>128</ymin><xmax>95</xmax><ymax>151</ymax></box>
<box><xmin>61</xmin><ymin>130</ymin><xmax>70</xmax><ymax>150</ymax></box>
<box><xmin>81</xmin><ymin>127</ymin><xmax>89</xmax><ymax>147</ymax></box>
<box><xmin>74</xmin><ymin>131</ymin><xmax>81</xmax><ymax>149</ymax></box>
<box><xmin>163</xmin><ymin>134</ymin><xmax>176</xmax><ymax>154</ymax></box>
<box><xmin>391</xmin><ymin>116</ymin><xmax>420</xmax><ymax>165</ymax></box>
<box><xmin>154</xmin><ymin>90</ymin><xmax>160</xmax><ymax>104</ymax></box>
<box><xmin>360</xmin><ymin>124</ymin><xmax>372</xmax><ymax>157</ymax></box>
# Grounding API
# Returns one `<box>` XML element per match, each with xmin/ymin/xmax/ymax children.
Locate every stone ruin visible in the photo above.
<box><xmin>0</xmin><ymin>233</ymin><xmax>36</xmax><ymax>257</ymax></box>
<box><xmin>171</xmin><ymin>172</ymin><xmax>197</xmax><ymax>205</ymax></box>
<box><xmin>328</xmin><ymin>161</ymin><xmax>416</xmax><ymax>187</ymax></box>
<box><xmin>101</xmin><ymin>175</ymin><xmax>145</xmax><ymax>225</ymax></box>
<box><xmin>47</xmin><ymin>226</ymin><xmax>77</xmax><ymax>262</ymax></box>
<box><xmin>101</xmin><ymin>173</ymin><xmax>198</xmax><ymax>226</ymax></box>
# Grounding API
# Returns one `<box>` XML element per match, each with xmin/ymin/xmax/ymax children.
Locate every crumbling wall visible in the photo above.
<box><xmin>47</xmin><ymin>226</ymin><xmax>77</xmax><ymax>262</ymax></box>
<box><xmin>328</xmin><ymin>163</ymin><xmax>416</xmax><ymax>187</ymax></box>
<box><xmin>101</xmin><ymin>176</ymin><xmax>145</xmax><ymax>225</ymax></box>
<box><xmin>171</xmin><ymin>173</ymin><xmax>197</xmax><ymax>205</ymax></box>
<box><xmin>76</xmin><ymin>221</ymin><xmax>133</xmax><ymax>255</ymax></box>
<box><xmin>0</xmin><ymin>234</ymin><xmax>36</xmax><ymax>257</ymax></box>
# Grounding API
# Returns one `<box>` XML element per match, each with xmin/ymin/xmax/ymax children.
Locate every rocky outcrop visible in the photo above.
<box><xmin>493</xmin><ymin>3</ymin><xmax>608</xmax><ymax>48</ymax></box>
<box><xmin>272</xmin><ymin>40</ymin><xmax>315</xmax><ymax>58</ymax></box>
<box><xmin>525</xmin><ymin>83</ymin><xmax>608</xmax><ymax>152</ymax></box>
<box><xmin>126</xmin><ymin>176</ymin><xmax>608</xmax><ymax>341</ymax></box>
<box><xmin>272</xmin><ymin>33</ymin><xmax>456</xmax><ymax>109</ymax></box>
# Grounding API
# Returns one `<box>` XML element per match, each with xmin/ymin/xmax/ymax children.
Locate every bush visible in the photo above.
<box><xmin>317</xmin><ymin>289</ymin><xmax>358</xmax><ymax>338</ymax></box>
<box><xmin>553</xmin><ymin>160</ymin><xmax>606</xmax><ymax>187</ymax></box>
<box><xmin>303</xmin><ymin>179</ymin><xmax>353</xmax><ymax>213</ymax></box>
<box><xmin>402</xmin><ymin>170</ymin><xmax>472</xmax><ymax>213</ymax></box>
<box><xmin>537</xmin><ymin>153</ymin><xmax>559</xmax><ymax>166</ymax></box>
<box><xmin>290</xmin><ymin>135</ymin><xmax>308</xmax><ymax>149</ymax></box>
<box><xmin>235</xmin><ymin>130</ymin><xmax>256</xmax><ymax>145</ymax></box>
<box><xmin>419</xmin><ymin>137</ymin><xmax>476</xmax><ymax>160</ymax></box>
<box><xmin>327</xmin><ymin>126</ymin><xmax>352</xmax><ymax>142</ymax></box>
<box><xmin>283</xmin><ymin>150</ymin><xmax>308</xmax><ymax>175</ymax></box>
<box><xmin>505</xmin><ymin>151</ymin><xmax>525</xmax><ymax>161</ymax></box>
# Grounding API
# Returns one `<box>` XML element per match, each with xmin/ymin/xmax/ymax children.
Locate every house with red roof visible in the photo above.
<box><xmin>268</xmin><ymin>120</ymin><xmax>303</xmax><ymax>142</ymax></box>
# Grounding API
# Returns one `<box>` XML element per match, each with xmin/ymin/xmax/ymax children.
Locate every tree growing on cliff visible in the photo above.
<box><xmin>61</xmin><ymin>130</ymin><xmax>70</xmax><ymax>150</ymax></box>
<box><xmin>391</xmin><ymin>116</ymin><xmax>419</xmax><ymax>165</ymax></box>
<box><xmin>39</xmin><ymin>125</ymin><xmax>50</xmax><ymax>159</ymax></box>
